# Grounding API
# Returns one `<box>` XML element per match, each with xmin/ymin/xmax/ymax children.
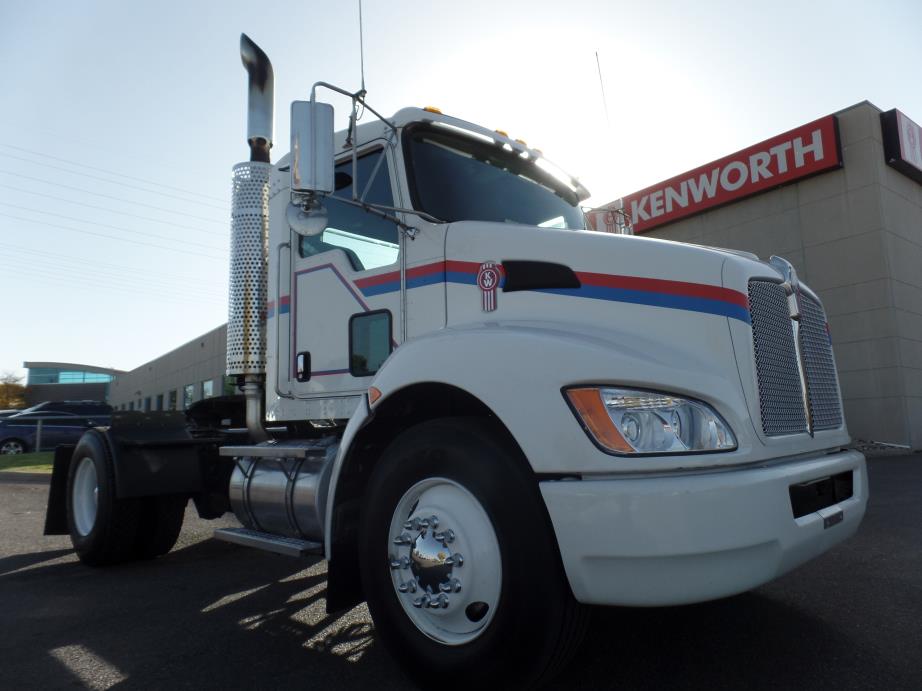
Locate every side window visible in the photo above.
<box><xmin>300</xmin><ymin>149</ymin><xmax>399</xmax><ymax>271</ymax></box>
<box><xmin>349</xmin><ymin>310</ymin><xmax>392</xmax><ymax>377</ymax></box>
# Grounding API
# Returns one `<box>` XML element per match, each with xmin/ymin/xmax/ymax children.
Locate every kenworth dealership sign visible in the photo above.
<box><xmin>621</xmin><ymin>115</ymin><xmax>842</xmax><ymax>233</ymax></box>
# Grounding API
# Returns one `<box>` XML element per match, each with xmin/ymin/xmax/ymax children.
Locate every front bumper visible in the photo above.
<box><xmin>540</xmin><ymin>449</ymin><xmax>867</xmax><ymax>606</ymax></box>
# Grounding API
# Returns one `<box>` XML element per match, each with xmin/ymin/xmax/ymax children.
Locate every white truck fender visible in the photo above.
<box><xmin>358</xmin><ymin>318</ymin><xmax>752</xmax><ymax>476</ymax></box>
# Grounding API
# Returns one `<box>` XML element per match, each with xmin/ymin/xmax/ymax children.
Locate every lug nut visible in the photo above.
<box><xmin>427</xmin><ymin>593</ymin><xmax>449</xmax><ymax>609</ymax></box>
<box><xmin>434</xmin><ymin>529</ymin><xmax>455</xmax><ymax>544</ymax></box>
<box><xmin>439</xmin><ymin>578</ymin><xmax>462</xmax><ymax>593</ymax></box>
<box><xmin>389</xmin><ymin>556</ymin><xmax>401</xmax><ymax>570</ymax></box>
<box><xmin>404</xmin><ymin>516</ymin><xmax>430</xmax><ymax>531</ymax></box>
<box><xmin>398</xmin><ymin>580</ymin><xmax>418</xmax><ymax>594</ymax></box>
<box><xmin>445</xmin><ymin>553</ymin><xmax>463</xmax><ymax>567</ymax></box>
<box><xmin>393</xmin><ymin>532</ymin><xmax>413</xmax><ymax>546</ymax></box>
<box><xmin>429</xmin><ymin>515</ymin><xmax>439</xmax><ymax>529</ymax></box>
<box><xmin>413</xmin><ymin>594</ymin><xmax>431</xmax><ymax>608</ymax></box>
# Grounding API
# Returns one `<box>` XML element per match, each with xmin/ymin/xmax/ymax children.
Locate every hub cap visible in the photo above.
<box><xmin>387</xmin><ymin>477</ymin><xmax>501</xmax><ymax>645</ymax></box>
<box><xmin>72</xmin><ymin>457</ymin><xmax>99</xmax><ymax>537</ymax></box>
<box><xmin>1</xmin><ymin>440</ymin><xmax>24</xmax><ymax>455</ymax></box>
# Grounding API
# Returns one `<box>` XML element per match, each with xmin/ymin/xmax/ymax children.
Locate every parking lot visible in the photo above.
<box><xmin>1</xmin><ymin>456</ymin><xmax>920</xmax><ymax>690</ymax></box>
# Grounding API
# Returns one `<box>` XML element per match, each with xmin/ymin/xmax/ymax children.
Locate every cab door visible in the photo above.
<box><xmin>284</xmin><ymin>144</ymin><xmax>403</xmax><ymax>401</ymax></box>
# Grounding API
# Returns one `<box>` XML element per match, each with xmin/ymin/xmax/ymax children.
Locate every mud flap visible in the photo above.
<box><xmin>44</xmin><ymin>444</ymin><xmax>76</xmax><ymax>535</ymax></box>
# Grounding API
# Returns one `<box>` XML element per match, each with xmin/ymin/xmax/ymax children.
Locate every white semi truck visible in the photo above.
<box><xmin>44</xmin><ymin>35</ymin><xmax>867</xmax><ymax>689</ymax></box>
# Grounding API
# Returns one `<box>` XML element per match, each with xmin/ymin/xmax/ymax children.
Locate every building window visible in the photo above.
<box><xmin>168</xmin><ymin>390</ymin><xmax>177</xmax><ymax>411</ymax></box>
<box><xmin>144</xmin><ymin>397</ymin><xmax>151</xmax><ymax>412</ymax></box>
<box><xmin>26</xmin><ymin>367</ymin><xmax>114</xmax><ymax>385</ymax></box>
<box><xmin>183</xmin><ymin>384</ymin><xmax>194</xmax><ymax>409</ymax></box>
<box><xmin>202</xmin><ymin>380</ymin><xmax>214</xmax><ymax>399</ymax></box>
<box><xmin>129</xmin><ymin>401</ymin><xmax>134</xmax><ymax>411</ymax></box>
<box><xmin>156</xmin><ymin>394</ymin><xmax>164</xmax><ymax>411</ymax></box>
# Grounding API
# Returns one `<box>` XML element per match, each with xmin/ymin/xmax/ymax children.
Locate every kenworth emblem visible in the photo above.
<box><xmin>477</xmin><ymin>261</ymin><xmax>501</xmax><ymax>312</ymax></box>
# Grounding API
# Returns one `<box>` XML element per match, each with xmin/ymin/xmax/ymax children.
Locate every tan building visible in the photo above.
<box><xmin>592</xmin><ymin>101</ymin><xmax>922</xmax><ymax>449</ymax></box>
<box><xmin>108</xmin><ymin>324</ymin><xmax>231</xmax><ymax>412</ymax></box>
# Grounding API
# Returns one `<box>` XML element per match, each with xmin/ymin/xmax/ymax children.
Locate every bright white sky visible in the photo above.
<box><xmin>1</xmin><ymin>0</ymin><xmax>920</xmax><ymax>382</ymax></box>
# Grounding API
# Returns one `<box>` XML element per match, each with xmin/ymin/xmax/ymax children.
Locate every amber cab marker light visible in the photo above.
<box><xmin>423</xmin><ymin>106</ymin><xmax>442</xmax><ymax>114</ymax></box>
<box><xmin>368</xmin><ymin>386</ymin><xmax>382</xmax><ymax>406</ymax></box>
<box><xmin>566</xmin><ymin>388</ymin><xmax>633</xmax><ymax>453</ymax></box>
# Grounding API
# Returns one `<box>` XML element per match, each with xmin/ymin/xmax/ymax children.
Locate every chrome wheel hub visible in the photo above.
<box><xmin>387</xmin><ymin>478</ymin><xmax>501</xmax><ymax>645</ymax></box>
<box><xmin>72</xmin><ymin>456</ymin><xmax>99</xmax><ymax>537</ymax></box>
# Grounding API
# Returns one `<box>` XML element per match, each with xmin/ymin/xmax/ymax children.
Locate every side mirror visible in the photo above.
<box><xmin>290</xmin><ymin>100</ymin><xmax>334</xmax><ymax>194</ymax></box>
<box><xmin>288</xmin><ymin>100</ymin><xmax>334</xmax><ymax>237</ymax></box>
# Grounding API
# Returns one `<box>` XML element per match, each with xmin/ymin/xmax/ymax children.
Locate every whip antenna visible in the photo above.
<box><xmin>358</xmin><ymin>0</ymin><xmax>366</xmax><ymax>93</ymax></box>
<box><xmin>595</xmin><ymin>51</ymin><xmax>610</xmax><ymax>128</ymax></box>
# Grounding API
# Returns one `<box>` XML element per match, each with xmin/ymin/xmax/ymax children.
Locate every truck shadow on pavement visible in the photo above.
<box><xmin>0</xmin><ymin>537</ymin><xmax>899</xmax><ymax>691</ymax></box>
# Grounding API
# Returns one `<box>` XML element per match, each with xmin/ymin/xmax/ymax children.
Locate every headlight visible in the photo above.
<box><xmin>565</xmin><ymin>387</ymin><xmax>736</xmax><ymax>455</ymax></box>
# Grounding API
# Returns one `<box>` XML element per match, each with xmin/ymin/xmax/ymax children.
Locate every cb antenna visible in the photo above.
<box><xmin>595</xmin><ymin>50</ymin><xmax>610</xmax><ymax>128</ymax></box>
<box><xmin>358</xmin><ymin>0</ymin><xmax>366</xmax><ymax>94</ymax></box>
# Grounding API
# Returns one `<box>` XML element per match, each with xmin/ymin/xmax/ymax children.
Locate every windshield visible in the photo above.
<box><xmin>404</xmin><ymin>125</ymin><xmax>586</xmax><ymax>229</ymax></box>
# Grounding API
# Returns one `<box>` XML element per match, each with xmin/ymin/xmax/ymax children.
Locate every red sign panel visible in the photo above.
<box><xmin>619</xmin><ymin>115</ymin><xmax>842</xmax><ymax>234</ymax></box>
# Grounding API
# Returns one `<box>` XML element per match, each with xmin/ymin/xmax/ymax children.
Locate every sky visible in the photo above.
<box><xmin>1</xmin><ymin>0</ymin><xmax>921</xmax><ymax>382</ymax></box>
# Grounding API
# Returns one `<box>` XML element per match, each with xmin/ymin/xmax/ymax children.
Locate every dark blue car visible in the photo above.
<box><xmin>0</xmin><ymin>412</ymin><xmax>109</xmax><ymax>455</ymax></box>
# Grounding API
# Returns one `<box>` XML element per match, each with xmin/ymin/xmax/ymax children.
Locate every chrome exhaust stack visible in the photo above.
<box><xmin>227</xmin><ymin>34</ymin><xmax>274</xmax><ymax>443</ymax></box>
<box><xmin>240</xmin><ymin>33</ymin><xmax>274</xmax><ymax>163</ymax></box>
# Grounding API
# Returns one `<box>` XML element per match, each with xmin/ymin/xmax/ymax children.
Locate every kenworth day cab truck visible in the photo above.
<box><xmin>45</xmin><ymin>35</ymin><xmax>867</xmax><ymax>689</ymax></box>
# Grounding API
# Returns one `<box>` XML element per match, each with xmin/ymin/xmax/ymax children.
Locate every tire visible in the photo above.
<box><xmin>1</xmin><ymin>438</ymin><xmax>26</xmax><ymax>455</ymax></box>
<box><xmin>359</xmin><ymin>418</ymin><xmax>587</xmax><ymax>690</ymax></box>
<box><xmin>134</xmin><ymin>495</ymin><xmax>187</xmax><ymax>559</ymax></box>
<box><xmin>66</xmin><ymin>431</ymin><xmax>141</xmax><ymax>566</ymax></box>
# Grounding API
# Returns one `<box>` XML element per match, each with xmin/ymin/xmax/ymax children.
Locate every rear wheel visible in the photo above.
<box><xmin>134</xmin><ymin>495</ymin><xmax>187</xmax><ymax>559</ymax></box>
<box><xmin>359</xmin><ymin>418</ymin><xmax>587</xmax><ymax>690</ymax></box>
<box><xmin>66</xmin><ymin>431</ymin><xmax>141</xmax><ymax>566</ymax></box>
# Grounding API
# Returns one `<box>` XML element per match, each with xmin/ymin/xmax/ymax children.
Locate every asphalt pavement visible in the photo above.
<box><xmin>1</xmin><ymin>456</ymin><xmax>920</xmax><ymax>690</ymax></box>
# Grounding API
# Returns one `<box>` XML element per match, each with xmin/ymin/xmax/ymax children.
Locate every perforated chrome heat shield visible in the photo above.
<box><xmin>227</xmin><ymin>161</ymin><xmax>272</xmax><ymax>376</ymax></box>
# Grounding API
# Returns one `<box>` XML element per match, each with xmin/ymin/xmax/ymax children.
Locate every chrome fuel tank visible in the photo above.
<box><xmin>229</xmin><ymin>438</ymin><xmax>337</xmax><ymax>542</ymax></box>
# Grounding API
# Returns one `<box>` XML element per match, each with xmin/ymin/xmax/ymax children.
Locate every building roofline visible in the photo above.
<box><xmin>119</xmin><ymin>322</ymin><xmax>227</xmax><ymax>376</ymax></box>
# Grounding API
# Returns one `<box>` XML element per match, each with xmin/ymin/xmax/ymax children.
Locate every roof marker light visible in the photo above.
<box><xmin>423</xmin><ymin>106</ymin><xmax>442</xmax><ymax>114</ymax></box>
<box><xmin>494</xmin><ymin>129</ymin><xmax>509</xmax><ymax>137</ymax></box>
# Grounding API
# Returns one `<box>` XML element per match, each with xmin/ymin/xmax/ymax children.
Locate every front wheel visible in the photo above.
<box><xmin>359</xmin><ymin>418</ymin><xmax>587</xmax><ymax>690</ymax></box>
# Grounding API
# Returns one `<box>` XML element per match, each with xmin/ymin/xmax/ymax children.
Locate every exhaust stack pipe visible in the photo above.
<box><xmin>240</xmin><ymin>33</ymin><xmax>274</xmax><ymax>163</ymax></box>
<box><xmin>227</xmin><ymin>34</ymin><xmax>275</xmax><ymax>443</ymax></box>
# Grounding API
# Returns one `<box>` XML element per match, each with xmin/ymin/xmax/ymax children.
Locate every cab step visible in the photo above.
<box><xmin>213</xmin><ymin>527</ymin><xmax>322</xmax><ymax>557</ymax></box>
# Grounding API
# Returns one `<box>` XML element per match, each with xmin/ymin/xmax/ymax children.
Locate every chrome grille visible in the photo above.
<box><xmin>748</xmin><ymin>281</ymin><xmax>808</xmax><ymax>436</ymax></box>
<box><xmin>748</xmin><ymin>280</ymin><xmax>844</xmax><ymax>436</ymax></box>
<box><xmin>799</xmin><ymin>294</ymin><xmax>843</xmax><ymax>430</ymax></box>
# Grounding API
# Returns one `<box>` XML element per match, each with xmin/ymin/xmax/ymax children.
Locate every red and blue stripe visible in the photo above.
<box><xmin>271</xmin><ymin>260</ymin><xmax>750</xmax><ymax>324</ymax></box>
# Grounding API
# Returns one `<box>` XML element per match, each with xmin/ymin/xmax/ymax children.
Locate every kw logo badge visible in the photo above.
<box><xmin>477</xmin><ymin>261</ymin><xmax>502</xmax><ymax>312</ymax></box>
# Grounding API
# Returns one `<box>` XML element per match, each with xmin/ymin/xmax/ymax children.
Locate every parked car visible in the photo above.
<box><xmin>0</xmin><ymin>411</ymin><xmax>110</xmax><ymax>455</ymax></box>
<box><xmin>17</xmin><ymin>400</ymin><xmax>112</xmax><ymax>416</ymax></box>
